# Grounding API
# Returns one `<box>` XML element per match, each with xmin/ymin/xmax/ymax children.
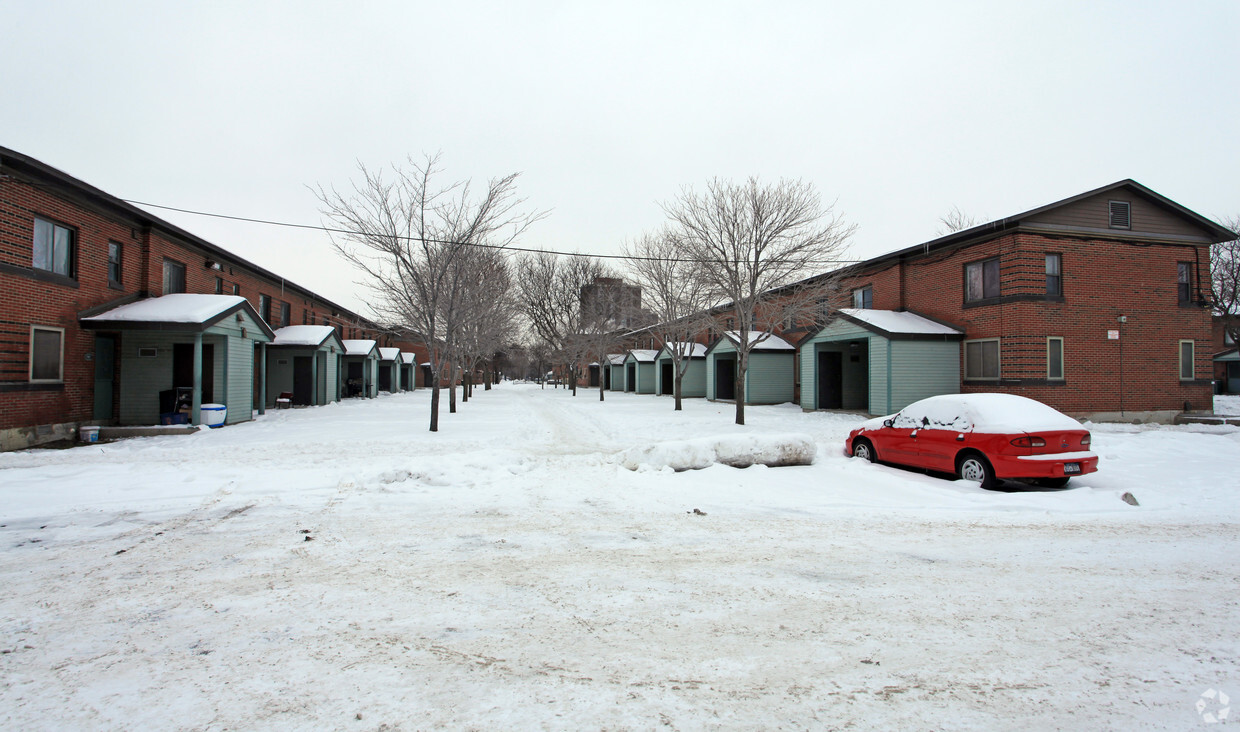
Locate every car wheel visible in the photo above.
<box><xmin>957</xmin><ymin>453</ymin><xmax>997</xmax><ymax>490</ymax></box>
<box><xmin>852</xmin><ymin>439</ymin><xmax>877</xmax><ymax>463</ymax></box>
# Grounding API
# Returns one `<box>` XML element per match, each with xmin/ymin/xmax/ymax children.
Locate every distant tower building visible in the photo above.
<box><xmin>580</xmin><ymin>276</ymin><xmax>642</xmax><ymax>329</ymax></box>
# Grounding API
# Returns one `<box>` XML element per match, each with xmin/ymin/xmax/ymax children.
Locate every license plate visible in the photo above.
<box><xmin>1063</xmin><ymin>463</ymin><xmax>1080</xmax><ymax>474</ymax></box>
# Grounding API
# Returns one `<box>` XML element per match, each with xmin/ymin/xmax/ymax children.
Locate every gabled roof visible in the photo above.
<box><xmin>655</xmin><ymin>342</ymin><xmax>708</xmax><ymax>359</ymax></box>
<box><xmin>1215</xmin><ymin>348</ymin><xmax>1239</xmax><ymax>362</ymax></box>
<box><xmin>724</xmin><ymin>330</ymin><xmax>794</xmax><ymax>350</ymax></box>
<box><xmin>342</xmin><ymin>339</ymin><xmax>379</xmax><ymax>357</ymax></box>
<box><xmin>625</xmin><ymin>349</ymin><xmax>659</xmax><ymax>363</ymax></box>
<box><xmin>836</xmin><ymin>309</ymin><xmax>964</xmax><ymax>339</ymax></box>
<box><xmin>270</xmin><ymin>325</ymin><xmax>344</xmax><ymax>349</ymax></box>
<box><xmin>80</xmin><ymin>294</ymin><xmax>276</xmax><ymax>340</ymax></box>
<box><xmin>605</xmin><ymin>353</ymin><xmax>627</xmax><ymax>365</ymax></box>
<box><xmin>400</xmin><ymin>353</ymin><xmax>418</xmax><ymax>365</ymax></box>
<box><xmin>378</xmin><ymin>347</ymin><xmax>401</xmax><ymax>361</ymax></box>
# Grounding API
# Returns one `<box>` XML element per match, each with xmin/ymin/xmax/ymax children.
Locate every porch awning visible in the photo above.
<box><xmin>80</xmin><ymin>294</ymin><xmax>275</xmax><ymax>340</ymax></box>
<box><xmin>834</xmin><ymin>309</ymin><xmax>964</xmax><ymax>340</ymax></box>
<box><xmin>342</xmin><ymin>339</ymin><xmax>379</xmax><ymax>358</ymax></box>
<box><xmin>270</xmin><ymin>325</ymin><xmax>342</xmax><ymax>349</ymax></box>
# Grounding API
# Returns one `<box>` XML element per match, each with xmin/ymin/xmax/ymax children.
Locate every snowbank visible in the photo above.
<box><xmin>620</xmin><ymin>433</ymin><xmax>817</xmax><ymax>471</ymax></box>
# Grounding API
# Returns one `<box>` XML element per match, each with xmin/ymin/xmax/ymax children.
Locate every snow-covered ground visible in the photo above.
<box><xmin>2</xmin><ymin>385</ymin><xmax>1238</xmax><ymax>730</ymax></box>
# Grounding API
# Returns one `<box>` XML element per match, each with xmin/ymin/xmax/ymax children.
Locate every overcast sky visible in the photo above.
<box><xmin>4</xmin><ymin>1</ymin><xmax>1237</xmax><ymax>314</ymax></box>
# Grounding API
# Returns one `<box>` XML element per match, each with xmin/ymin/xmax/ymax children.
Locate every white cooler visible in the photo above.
<box><xmin>201</xmin><ymin>403</ymin><xmax>227</xmax><ymax>428</ymax></box>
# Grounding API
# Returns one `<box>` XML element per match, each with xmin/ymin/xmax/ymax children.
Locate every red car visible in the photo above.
<box><xmin>845</xmin><ymin>393</ymin><xmax>1098</xmax><ymax>489</ymax></box>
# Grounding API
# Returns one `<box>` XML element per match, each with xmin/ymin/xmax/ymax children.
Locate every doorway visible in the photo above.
<box><xmin>173</xmin><ymin>342</ymin><xmax>214</xmax><ymax>403</ymax></box>
<box><xmin>817</xmin><ymin>351</ymin><xmax>843</xmax><ymax>409</ymax></box>
<box><xmin>293</xmin><ymin>356</ymin><xmax>314</xmax><ymax>405</ymax></box>
<box><xmin>93</xmin><ymin>334</ymin><xmax>116</xmax><ymax>421</ymax></box>
<box><xmin>626</xmin><ymin>363</ymin><xmax>636</xmax><ymax>391</ymax></box>
<box><xmin>715</xmin><ymin>357</ymin><xmax>736</xmax><ymax>400</ymax></box>
<box><xmin>660</xmin><ymin>363</ymin><xmax>674</xmax><ymax>395</ymax></box>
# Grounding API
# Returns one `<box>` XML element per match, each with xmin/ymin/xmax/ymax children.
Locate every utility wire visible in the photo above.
<box><xmin>120</xmin><ymin>197</ymin><xmax>867</xmax><ymax>267</ymax></box>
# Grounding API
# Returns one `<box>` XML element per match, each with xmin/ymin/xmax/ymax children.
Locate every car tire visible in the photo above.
<box><xmin>957</xmin><ymin>453</ymin><xmax>997</xmax><ymax>490</ymax></box>
<box><xmin>852</xmin><ymin>438</ymin><xmax>877</xmax><ymax>463</ymax></box>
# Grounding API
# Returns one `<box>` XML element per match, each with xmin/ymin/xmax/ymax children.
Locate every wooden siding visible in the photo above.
<box><xmin>869</xmin><ymin>338</ymin><xmax>890</xmax><ymax>415</ymax></box>
<box><xmin>888</xmin><ymin>341</ymin><xmax>960</xmax><ymax>414</ymax></box>
<box><xmin>224</xmin><ymin>335</ymin><xmax>252</xmax><ymax>424</ymax></box>
<box><xmin>745</xmin><ymin>352</ymin><xmax>795</xmax><ymax>404</ymax></box>
<box><xmin>799</xmin><ymin>321</ymin><xmax>871</xmax><ymax>409</ymax></box>
<box><xmin>1024</xmin><ymin>191</ymin><xmax>1213</xmax><ymax>241</ymax></box>
<box><xmin>655</xmin><ymin>355</ymin><xmax>706</xmax><ymax>398</ymax></box>
<box><xmin>118</xmin><ymin>332</ymin><xmax>177</xmax><ymax>425</ymax></box>
<box><xmin>636</xmin><ymin>362</ymin><xmax>656</xmax><ymax>394</ymax></box>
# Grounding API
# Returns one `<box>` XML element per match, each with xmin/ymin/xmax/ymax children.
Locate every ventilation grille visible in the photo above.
<box><xmin>1109</xmin><ymin>200</ymin><xmax>1131</xmax><ymax>229</ymax></box>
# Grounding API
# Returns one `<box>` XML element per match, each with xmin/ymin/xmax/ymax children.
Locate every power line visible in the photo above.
<box><xmin>120</xmin><ymin>197</ymin><xmax>866</xmax><ymax>267</ymax></box>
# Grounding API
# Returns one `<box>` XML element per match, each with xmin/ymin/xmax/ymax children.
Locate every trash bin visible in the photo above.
<box><xmin>201</xmin><ymin>403</ymin><xmax>227</xmax><ymax>428</ymax></box>
<box><xmin>79</xmin><ymin>426</ymin><xmax>100</xmax><ymax>443</ymax></box>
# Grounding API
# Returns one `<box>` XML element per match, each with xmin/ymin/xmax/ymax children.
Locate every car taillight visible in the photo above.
<box><xmin>1010</xmin><ymin>436</ymin><xmax>1046</xmax><ymax>448</ymax></box>
<box><xmin>1081</xmin><ymin>433</ymin><xmax>1091</xmax><ymax>446</ymax></box>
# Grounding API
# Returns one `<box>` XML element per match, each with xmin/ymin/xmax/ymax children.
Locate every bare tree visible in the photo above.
<box><xmin>317</xmin><ymin>153</ymin><xmax>542</xmax><ymax>431</ymax></box>
<box><xmin>516</xmin><ymin>251</ymin><xmax>608</xmax><ymax>396</ymax></box>
<box><xmin>625</xmin><ymin>229</ymin><xmax>715</xmax><ymax>410</ymax></box>
<box><xmin>936</xmin><ymin>205</ymin><xmax>981</xmax><ymax>235</ymax></box>
<box><xmin>1214</xmin><ymin>216</ymin><xmax>1240</xmax><ymax>348</ymax></box>
<box><xmin>454</xmin><ymin>250</ymin><xmax>519</xmax><ymax>403</ymax></box>
<box><xmin>663</xmin><ymin>177</ymin><xmax>855</xmax><ymax>425</ymax></box>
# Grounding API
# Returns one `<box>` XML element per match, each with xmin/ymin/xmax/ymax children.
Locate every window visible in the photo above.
<box><xmin>1179</xmin><ymin>340</ymin><xmax>1194</xmax><ymax>381</ymax></box>
<box><xmin>1177</xmin><ymin>262</ymin><xmax>1192</xmax><ymax>305</ymax></box>
<box><xmin>162</xmin><ymin>259</ymin><xmax>186</xmax><ymax>294</ymax></box>
<box><xmin>33</xmin><ymin>217</ymin><xmax>75</xmax><ymax>277</ymax></box>
<box><xmin>214</xmin><ymin>277</ymin><xmax>224</xmax><ymax>294</ymax></box>
<box><xmin>1045</xmin><ymin>254</ymin><xmax>1062</xmax><ymax>296</ymax></box>
<box><xmin>852</xmin><ymin>286</ymin><xmax>872</xmax><ymax>309</ymax></box>
<box><xmin>233</xmin><ymin>283</ymin><xmax>241</xmax><ymax>296</ymax></box>
<box><xmin>107</xmin><ymin>242</ymin><xmax>122</xmax><ymax>286</ymax></box>
<box><xmin>1047</xmin><ymin>337</ymin><xmax>1064</xmax><ymax>380</ymax></box>
<box><xmin>29</xmin><ymin>326</ymin><xmax>64</xmax><ymax>383</ymax></box>
<box><xmin>725</xmin><ymin>317</ymin><xmax>735</xmax><ymax>330</ymax></box>
<box><xmin>1109</xmin><ymin>200</ymin><xmax>1131</xmax><ymax>229</ymax></box>
<box><xmin>964</xmin><ymin>338</ymin><xmax>1000</xmax><ymax>380</ymax></box>
<box><xmin>260</xmin><ymin>294</ymin><xmax>272</xmax><ymax>324</ymax></box>
<box><xmin>279</xmin><ymin>302</ymin><xmax>290</xmax><ymax>328</ymax></box>
<box><xmin>302</xmin><ymin>308</ymin><xmax>309</xmax><ymax>325</ymax></box>
<box><xmin>965</xmin><ymin>257</ymin><xmax>1000</xmax><ymax>302</ymax></box>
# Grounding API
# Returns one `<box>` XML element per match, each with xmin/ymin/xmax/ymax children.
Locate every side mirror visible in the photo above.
<box><xmin>882</xmin><ymin>418</ymin><xmax>894</xmax><ymax>428</ymax></box>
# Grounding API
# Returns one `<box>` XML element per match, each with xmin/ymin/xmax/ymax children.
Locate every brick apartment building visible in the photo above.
<box><xmin>624</xmin><ymin>180</ymin><xmax>1231</xmax><ymax>422</ymax></box>
<box><xmin>0</xmin><ymin>146</ymin><xmax>428</xmax><ymax>450</ymax></box>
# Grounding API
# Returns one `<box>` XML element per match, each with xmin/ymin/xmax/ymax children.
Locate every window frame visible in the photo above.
<box><xmin>964</xmin><ymin>257</ymin><xmax>1000</xmax><ymax>303</ymax></box>
<box><xmin>107</xmin><ymin>241</ymin><xmax>123</xmax><ymax>288</ymax></box>
<box><xmin>162</xmin><ymin>258</ymin><xmax>187</xmax><ymax>294</ymax></box>
<box><xmin>279</xmin><ymin>302</ymin><xmax>291</xmax><ymax>328</ymax></box>
<box><xmin>1179</xmin><ymin>340</ymin><xmax>1195</xmax><ymax>381</ymax></box>
<box><xmin>1047</xmin><ymin>336</ymin><xmax>1064</xmax><ymax>381</ymax></box>
<box><xmin>1177</xmin><ymin>262</ymin><xmax>1192</xmax><ymax>305</ymax></box>
<box><xmin>32</xmin><ymin>215</ymin><xmax>77</xmax><ymax>279</ymax></box>
<box><xmin>1045</xmin><ymin>253</ymin><xmax>1062</xmax><ymax>297</ymax></box>
<box><xmin>233</xmin><ymin>283</ymin><xmax>241</xmax><ymax>296</ymax></box>
<box><xmin>852</xmin><ymin>285</ymin><xmax>873</xmax><ymax>309</ymax></box>
<box><xmin>29</xmin><ymin>325</ymin><xmax>65</xmax><ymax>384</ymax></box>
<box><xmin>259</xmin><ymin>294</ymin><xmax>272</xmax><ymax>324</ymax></box>
<box><xmin>963</xmin><ymin>337</ymin><xmax>1001</xmax><ymax>381</ymax></box>
<box><xmin>1108</xmin><ymin>200</ymin><xmax>1131</xmax><ymax>230</ymax></box>
<box><xmin>214</xmin><ymin>276</ymin><xmax>224</xmax><ymax>294</ymax></box>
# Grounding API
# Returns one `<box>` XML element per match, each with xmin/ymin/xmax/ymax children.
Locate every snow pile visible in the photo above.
<box><xmin>620</xmin><ymin>433</ymin><xmax>816</xmax><ymax>471</ymax></box>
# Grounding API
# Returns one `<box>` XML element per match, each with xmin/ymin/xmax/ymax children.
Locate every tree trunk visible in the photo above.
<box><xmin>734</xmin><ymin>350</ymin><xmax>746</xmax><ymax>425</ymax></box>
<box><xmin>429</xmin><ymin>383</ymin><xmax>440</xmax><ymax>432</ymax></box>
<box><xmin>485</xmin><ymin>369</ymin><xmax>492</xmax><ymax>391</ymax></box>
<box><xmin>599</xmin><ymin>371</ymin><xmax>605</xmax><ymax>401</ymax></box>
<box><xmin>462</xmin><ymin>370</ymin><xmax>470</xmax><ymax>403</ymax></box>
<box><xmin>449</xmin><ymin>366</ymin><xmax>458</xmax><ymax>413</ymax></box>
<box><xmin>674</xmin><ymin>369</ymin><xmax>683</xmax><ymax>411</ymax></box>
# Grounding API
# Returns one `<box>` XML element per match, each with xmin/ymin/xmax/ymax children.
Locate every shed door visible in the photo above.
<box><xmin>660</xmin><ymin>363</ymin><xmax>673</xmax><ymax>395</ymax></box>
<box><xmin>716</xmin><ymin>358</ymin><xmax>736</xmax><ymax>400</ymax></box>
<box><xmin>293</xmin><ymin>356</ymin><xmax>314</xmax><ymax>405</ymax></box>
<box><xmin>173</xmin><ymin>343</ymin><xmax>214</xmax><ymax>404</ymax></box>
<box><xmin>93</xmin><ymin>335</ymin><xmax>115</xmax><ymax>420</ymax></box>
<box><xmin>817</xmin><ymin>351</ymin><xmax>843</xmax><ymax>409</ymax></box>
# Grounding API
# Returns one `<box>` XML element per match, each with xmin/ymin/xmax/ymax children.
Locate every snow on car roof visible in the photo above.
<box><xmin>891</xmin><ymin>393</ymin><xmax>1084</xmax><ymax>433</ymax></box>
<box><xmin>627</xmin><ymin>349</ymin><xmax>659</xmax><ymax>362</ymax></box>
<box><xmin>838</xmin><ymin>309</ymin><xmax>963</xmax><ymax>335</ymax></box>
<box><xmin>723</xmin><ymin>331</ymin><xmax>794</xmax><ymax>350</ymax></box>
<box><xmin>659</xmin><ymin>342</ymin><xmax>707</xmax><ymax>358</ymax></box>
<box><xmin>342</xmin><ymin>339</ymin><xmax>378</xmax><ymax>356</ymax></box>
<box><xmin>82</xmin><ymin>294</ymin><xmax>247</xmax><ymax>324</ymax></box>
<box><xmin>378</xmin><ymin>347</ymin><xmax>401</xmax><ymax>360</ymax></box>
<box><xmin>271</xmin><ymin>325</ymin><xmax>338</xmax><ymax>346</ymax></box>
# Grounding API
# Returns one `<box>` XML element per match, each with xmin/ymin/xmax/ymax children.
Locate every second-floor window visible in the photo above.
<box><xmin>852</xmin><ymin>286</ymin><xmax>872</xmax><ymax>309</ymax></box>
<box><xmin>108</xmin><ymin>242</ymin><xmax>122</xmax><ymax>286</ymax></box>
<box><xmin>1045</xmin><ymin>254</ymin><xmax>1062</xmax><ymax>296</ymax></box>
<box><xmin>1178</xmin><ymin>262</ymin><xmax>1192</xmax><ymax>305</ymax></box>
<box><xmin>260</xmin><ymin>294</ymin><xmax>272</xmax><ymax>324</ymax></box>
<box><xmin>214</xmin><ymin>277</ymin><xmax>223</xmax><ymax>294</ymax></box>
<box><xmin>233</xmin><ymin>283</ymin><xmax>241</xmax><ymax>296</ymax></box>
<box><xmin>965</xmin><ymin>257</ymin><xmax>1000</xmax><ymax>302</ymax></box>
<box><xmin>33</xmin><ymin>217</ymin><xmax>75</xmax><ymax>278</ymax></box>
<box><xmin>279</xmin><ymin>302</ymin><xmax>290</xmax><ymax>327</ymax></box>
<box><xmin>162</xmin><ymin>259</ymin><xmax>186</xmax><ymax>294</ymax></box>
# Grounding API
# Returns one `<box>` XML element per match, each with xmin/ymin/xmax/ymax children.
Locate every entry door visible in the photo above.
<box><xmin>626</xmin><ymin>364</ymin><xmax>636</xmax><ymax>391</ymax></box>
<box><xmin>661</xmin><ymin>363</ymin><xmax>673</xmax><ymax>395</ymax></box>
<box><xmin>293</xmin><ymin>356</ymin><xmax>314</xmax><ymax>405</ymax></box>
<box><xmin>817</xmin><ymin>351</ymin><xmax>843</xmax><ymax>409</ymax></box>
<box><xmin>716</xmin><ymin>358</ymin><xmax>736</xmax><ymax>400</ymax></box>
<box><xmin>93</xmin><ymin>335</ymin><xmax>116</xmax><ymax>420</ymax></box>
<box><xmin>378</xmin><ymin>363</ymin><xmax>392</xmax><ymax>392</ymax></box>
<box><xmin>173</xmin><ymin>342</ymin><xmax>215</xmax><ymax>403</ymax></box>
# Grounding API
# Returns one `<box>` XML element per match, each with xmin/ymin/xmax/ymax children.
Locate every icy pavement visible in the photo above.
<box><xmin>1</xmin><ymin>385</ymin><xmax>1238</xmax><ymax>729</ymax></box>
